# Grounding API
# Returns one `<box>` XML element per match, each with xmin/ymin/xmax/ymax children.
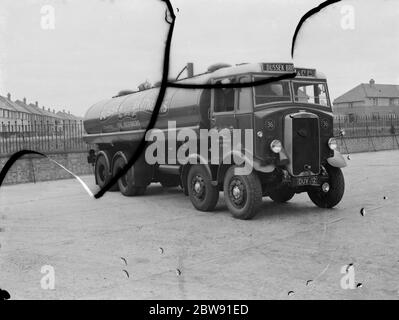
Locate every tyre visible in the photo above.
<box><xmin>268</xmin><ymin>186</ymin><xmax>295</xmax><ymax>203</ymax></box>
<box><xmin>112</xmin><ymin>155</ymin><xmax>146</xmax><ymax>197</ymax></box>
<box><xmin>223</xmin><ymin>166</ymin><xmax>262</xmax><ymax>220</ymax></box>
<box><xmin>95</xmin><ymin>153</ymin><xmax>118</xmax><ymax>191</ymax></box>
<box><xmin>187</xmin><ymin>165</ymin><xmax>219</xmax><ymax>212</ymax></box>
<box><xmin>308</xmin><ymin>164</ymin><xmax>345</xmax><ymax>208</ymax></box>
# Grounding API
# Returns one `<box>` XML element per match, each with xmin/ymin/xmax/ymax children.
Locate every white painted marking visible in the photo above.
<box><xmin>48</xmin><ymin>158</ymin><xmax>94</xmax><ymax>198</ymax></box>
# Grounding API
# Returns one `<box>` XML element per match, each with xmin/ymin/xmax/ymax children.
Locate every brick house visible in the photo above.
<box><xmin>333</xmin><ymin>79</ymin><xmax>399</xmax><ymax>118</ymax></box>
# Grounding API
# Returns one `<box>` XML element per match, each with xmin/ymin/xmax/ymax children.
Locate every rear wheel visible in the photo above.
<box><xmin>112</xmin><ymin>155</ymin><xmax>146</xmax><ymax>197</ymax></box>
<box><xmin>95</xmin><ymin>153</ymin><xmax>118</xmax><ymax>191</ymax></box>
<box><xmin>187</xmin><ymin>165</ymin><xmax>219</xmax><ymax>212</ymax></box>
<box><xmin>223</xmin><ymin>166</ymin><xmax>262</xmax><ymax>220</ymax></box>
<box><xmin>308</xmin><ymin>164</ymin><xmax>345</xmax><ymax>208</ymax></box>
<box><xmin>268</xmin><ymin>186</ymin><xmax>295</xmax><ymax>203</ymax></box>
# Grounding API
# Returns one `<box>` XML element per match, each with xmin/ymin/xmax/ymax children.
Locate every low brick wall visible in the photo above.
<box><xmin>0</xmin><ymin>151</ymin><xmax>94</xmax><ymax>185</ymax></box>
<box><xmin>336</xmin><ymin>135</ymin><xmax>399</xmax><ymax>154</ymax></box>
<box><xmin>1</xmin><ymin>135</ymin><xmax>399</xmax><ymax>185</ymax></box>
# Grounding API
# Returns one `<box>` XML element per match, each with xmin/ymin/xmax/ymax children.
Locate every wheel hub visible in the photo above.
<box><xmin>321</xmin><ymin>182</ymin><xmax>330</xmax><ymax>193</ymax></box>
<box><xmin>232</xmin><ymin>186</ymin><xmax>241</xmax><ymax>199</ymax></box>
<box><xmin>191</xmin><ymin>175</ymin><xmax>205</xmax><ymax>200</ymax></box>
<box><xmin>194</xmin><ymin>181</ymin><xmax>202</xmax><ymax>193</ymax></box>
<box><xmin>229</xmin><ymin>178</ymin><xmax>246</xmax><ymax>207</ymax></box>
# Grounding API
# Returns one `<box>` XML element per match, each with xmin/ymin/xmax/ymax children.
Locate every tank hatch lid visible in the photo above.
<box><xmin>207</xmin><ymin>63</ymin><xmax>232</xmax><ymax>73</ymax></box>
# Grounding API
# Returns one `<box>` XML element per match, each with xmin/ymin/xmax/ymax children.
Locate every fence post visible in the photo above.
<box><xmin>63</xmin><ymin>121</ymin><xmax>66</xmax><ymax>151</ymax></box>
<box><xmin>7</xmin><ymin>121</ymin><xmax>10</xmax><ymax>153</ymax></box>
<box><xmin>47</xmin><ymin>120</ymin><xmax>50</xmax><ymax>151</ymax></box>
<box><xmin>55</xmin><ymin>123</ymin><xmax>58</xmax><ymax>150</ymax></box>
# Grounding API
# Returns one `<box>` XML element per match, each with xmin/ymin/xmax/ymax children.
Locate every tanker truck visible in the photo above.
<box><xmin>83</xmin><ymin>62</ymin><xmax>346</xmax><ymax>220</ymax></box>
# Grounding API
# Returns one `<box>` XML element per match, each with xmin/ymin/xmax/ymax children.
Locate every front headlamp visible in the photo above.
<box><xmin>328</xmin><ymin>137</ymin><xmax>337</xmax><ymax>150</ymax></box>
<box><xmin>270</xmin><ymin>140</ymin><xmax>282</xmax><ymax>153</ymax></box>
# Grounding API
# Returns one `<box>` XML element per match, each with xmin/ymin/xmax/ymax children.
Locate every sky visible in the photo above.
<box><xmin>0</xmin><ymin>0</ymin><xmax>398</xmax><ymax>116</ymax></box>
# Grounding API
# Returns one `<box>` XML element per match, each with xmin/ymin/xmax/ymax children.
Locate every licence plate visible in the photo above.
<box><xmin>292</xmin><ymin>176</ymin><xmax>319</xmax><ymax>187</ymax></box>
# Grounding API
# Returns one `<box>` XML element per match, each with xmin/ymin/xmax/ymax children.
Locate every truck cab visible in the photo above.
<box><xmin>200</xmin><ymin>63</ymin><xmax>346</xmax><ymax>218</ymax></box>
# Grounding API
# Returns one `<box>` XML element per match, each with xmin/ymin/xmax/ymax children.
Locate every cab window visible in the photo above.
<box><xmin>237</xmin><ymin>88</ymin><xmax>252</xmax><ymax>112</ymax></box>
<box><xmin>293</xmin><ymin>82</ymin><xmax>329</xmax><ymax>107</ymax></box>
<box><xmin>214</xmin><ymin>88</ymin><xmax>235</xmax><ymax>112</ymax></box>
<box><xmin>254</xmin><ymin>77</ymin><xmax>291</xmax><ymax>106</ymax></box>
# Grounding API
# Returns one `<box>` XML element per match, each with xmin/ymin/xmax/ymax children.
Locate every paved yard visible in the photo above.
<box><xmin>1</xmin><ymin>150</ymin><xmax>399</xmax><ymax>299</ymax></box>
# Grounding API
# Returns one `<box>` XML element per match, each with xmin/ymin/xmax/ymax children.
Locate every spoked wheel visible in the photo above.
<box><xmin>187</xmin><ymin>165</ymin><xmax>219</xmax><ymax>212</ymax></box>
<box><xmin>95</xmin><ymin>153</ymin><xmax>118</xmax><ymax>191</ymax></box>
<box><xmin>268</xmin><ymin>186</ymin><xmax>295</xmax><ymax>203</ymax></box>
<box><xmin>112</xmin><ymin>154</ymin><xmax>146</xmax><ymax>197</ymax></box>
<box><xmin>308</xmin><ymin>164</ymin><xmax>345</xmax><ymax>208</ymax></box>
<box><xmin>223</xmin><ymin>166</ymin><xmax>262</xmax><ymax>220</ymax></box>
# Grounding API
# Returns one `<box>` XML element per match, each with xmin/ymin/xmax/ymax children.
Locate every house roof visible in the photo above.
<box><xmin>56</xmin><ymin>111</ymin><xmax>81</xmax><ymax>121</ymax></box>
<box><xmin>1</xmin><ymin>94</ymin><xmax>80</xmax><ymax>121</ymax></box>
<box><xmin>6</xmin><ymin>99</ymin><xmax>30</xmax><ymax>113</ymax></box>
<box><xmin>15</xmin><ymin>100</ymin><xmax>43</xmax><ymax>116</ymax></box>
<box><xmin>28</xmin><ymin>103</ymin><xmax>48</xmax><ymax>116</ymax></box>
<box><xmin>334</xmin><ymin>81</ymin><xmax>399</xmax><ymax>104</ymax></box>
<box><xmin>361</xmin><ymin>83</ymin><xmax>399</xmax><ymax>98</ymax></box>
<box><xmin>39</xmin><ymin>107</ymin><xmax>62</xmax><ymax>119</ymax></box>
<box><xmin>0</xmin><ymin>95</ymin><xmax>17</xmax><ymax>111</ymax></box>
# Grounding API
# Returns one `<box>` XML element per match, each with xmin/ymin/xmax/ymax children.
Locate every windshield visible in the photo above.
<box><xmin>254</xmin><ymin>78</ymin><xmax>291</xmax><ymax>105</ymax></box>
<box><xmin>293</xmin><ymin>81</ymin><xmax>330</xmax><ymax>107</ymax></box>
<box><xmin>254</xmin><ymin>76</ymin><xmax>331</xmax><ymax>108</ymax></box>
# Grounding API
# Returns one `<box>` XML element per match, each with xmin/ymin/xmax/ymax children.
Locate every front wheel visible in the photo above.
<box><xmin>308</xmin><ymin>165</ymin><xmax>345</xmax><ymax>208</ymax></box>
<box><xmin>223</xmin><ymin>166</ymin><xmax>262</xmax><ymax>220</ymax></box>
<box><xmin>187</xmin><ymin>165</ymin><xmax>219</xmax><ymax>212</ymax></box>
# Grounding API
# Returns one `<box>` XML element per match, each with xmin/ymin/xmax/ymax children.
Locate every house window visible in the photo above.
<box><xmin>389</xmin><ymin>98</ymin><xmax>396</xmax><ymax>106</ymax></box>
<box><xmin>348</xmin><ymin>102</ymin><xmax>353</xmax><ymax>108</ymax></box>
<box><xmin>372</xmin><ymin>98</ymin><xmax>378</xmax><ymax>106</ymax></box>
<box><xmin>372</xmin><ymin>112</ymin><xmax>380</xmax><ymax>120</ymax></box>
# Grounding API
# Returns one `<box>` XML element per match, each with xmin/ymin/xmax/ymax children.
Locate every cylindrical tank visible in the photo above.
<box><xmin>83</xmin><ymin>87</ymin><xmax>210</xmax><ymax>138</ymax></box>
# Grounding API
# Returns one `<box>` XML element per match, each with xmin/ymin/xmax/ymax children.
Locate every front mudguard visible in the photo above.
<box><xmin>327</xmin><ymin>150</ymin><xmax>347</xmax><ymax>168</ymax></box>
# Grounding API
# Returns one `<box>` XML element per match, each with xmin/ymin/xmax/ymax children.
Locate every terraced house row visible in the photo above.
<box><xmin>0</xmin><ymin>93</ymin><xmax>82</xmax><ymax>132</ymax></box>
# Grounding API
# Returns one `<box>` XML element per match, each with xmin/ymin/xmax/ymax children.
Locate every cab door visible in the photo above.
<box><xmin>210</xmin><ymin>80</ymin><xmax>238</xmax><ymax>163</ymax></box>
<box><xmin>211</xmin><ymin>86</ymin><xmax>237</xmax><ymax>130</ymax></box>
<box><xmin>235</xmin><ymin>84</ymin><xmax>254</xmax><ymax>149</ymax></box>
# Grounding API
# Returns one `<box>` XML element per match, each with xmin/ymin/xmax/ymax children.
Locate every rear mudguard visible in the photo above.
<box><xmin>327</xmin><ymin>150</ymin><xmax>347</xmax><ymax>168</ymax></box>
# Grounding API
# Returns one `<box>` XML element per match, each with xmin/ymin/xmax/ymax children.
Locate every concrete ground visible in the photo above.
<box><xmin>1</xmin><ymin>150</ymin><xmax>399</xmax><ymax>300</ymax></box>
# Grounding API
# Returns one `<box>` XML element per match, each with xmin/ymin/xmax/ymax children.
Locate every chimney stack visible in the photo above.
<box><xmin>63</xmin><ymin>109</ymin><xmax>65</xmax><ymax>113</ymax></box>
<box><xmin>48</xmin><ymin>108</ymin><xmax>51</xmax><ymax>112</ymax></box>
<box><xmin>369</xmin><ymin>79</ymin><xmax>375</xmax><ymax>86</ymax></box>
<box><xmin>7</xmin><ymin>93</ymin><xmax>11</xmax><ymax>101</ymax></box>
<box><xmin>53</xmin><ymin>109</ymin><xmax>55</xmax><ymax>114</ymax></box>
<box><xmin>35</xmin><ymin>101</ymin><xmax>39</xmax><ymax>108</ymax></box>
<box><xmin>42</xmin><ymin>106</ymin><xmax>45</xmax><ymax>111</ymax></box>
<box><xmin>23</xmin><ymin>98</ymin><xmax>27</xmax><ymax>104</ymax></box>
